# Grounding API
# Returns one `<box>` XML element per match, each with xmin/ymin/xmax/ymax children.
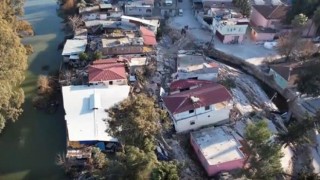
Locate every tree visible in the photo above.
<box><xmin>313</xmin><ymin>7</ymin><xmax>320</xmax><ymax>30</ymax></box>
<box><xmin>151</xmin><ymin>161</ymin><xmax>180</xmax><ymax>180</ymax></box>
<box><xmin>105</xmin><ymin>146</ymin><xmax>158</xmax><ymax>179</ymax></box>
<box><xmin>92</xmin><ymin>51</ymin><xmax>102</xmax><ymax>61</ymax></box>
<box><xmin>77</xmin><ymin>0</ymin><xmax>87</xmax><ymax>9</ymax></box>
<box><xmin>107</xmin><ymin>94</ymin><xmax>169</xmax><ymax>151</ymax></box>
<box><xmin>67</xmin><ymin>15</ymin><xmax>83</xmax><ymax>32</ymax></box>
<box><xmin>79</xmin><ymin>52</ymin><xmax>89</xmax><ymax>61</ymax></box>
<box><xmin>91</xmin><ymin>147</ymin><xmax>107</xmax><ymax>169</ymax></box>
<box><xmin>292</xmin><ymin>13</ymin><xmax>309</xmax><ymax>30</ymax></box>
<box><xmin>0</xmin><ymin>17</ymin><xmax>28</xmax><ymax>132</ymax></box>
<box><xmin>244</xmin><ymin>120</ymin><xmax>283</xmax><ymax>179</ymax></box>
<box><xmin>296</xmin><ymin>61</ymin><xmax>320</xmax><ymax>96</ymax></box>
<box><xmin>232</xmin><ymin>0</ymin><xmax>251</xmax><ymax>17</ymax></box>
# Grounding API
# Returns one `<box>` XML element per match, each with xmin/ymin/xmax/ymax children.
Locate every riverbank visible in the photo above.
<box><xmin>0</xmin><ymin>0</ymin><xmax>67</xmax><ymax>179</ymax></box>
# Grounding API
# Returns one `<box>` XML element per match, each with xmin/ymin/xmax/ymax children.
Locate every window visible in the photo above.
<box><xmin>189</xmin><ymin>109</ymin><xmax>194</xmax><ymax>113</ymax></box>
<box><xmin>109</xmin><ymin>81</ymin><xmax>113</xmax><ymax>85</ymax></box>
<box><xmin>205</xmin><ymin>106</ymin><xmax>210</xmax><ymax>110</ymax></box>
<box><xmin>190</xmin><ymin>120</ymin><xmax>195</xmax><ymax>125</ymax></box>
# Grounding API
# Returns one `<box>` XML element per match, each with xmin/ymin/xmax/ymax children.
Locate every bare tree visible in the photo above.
<box><xmin>67</xmin><ymin>15</ymin><xmax>83</xmax><ymax>33</ymax></box>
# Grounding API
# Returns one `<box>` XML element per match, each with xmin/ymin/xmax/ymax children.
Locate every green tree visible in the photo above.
<box><xmin>151</xmin><ymin>161</ymin><xmax>180</xmax><ymax>180</ymax></box>
<box><xmin>107</xmin><ymin>94</ymin><xmax>169</xmax><ymax>151</ymax></box>
<box><xmin>296</xmin><ymin>61</ymin><xmax>320</xmax><ymax>96</ymax></box>
<box><xmin>105</xmin><ymin>146</ymin><xmax>158</xmax><ymax>179</ymax></box>
<box><xmin>292</xmin><ymin>13</ymin><xmax>308</xmax><ymax>31</ymax></box>
<box><xmin>0</xmin><ymin>18</ymin><xmax>28</xmax><ymax>132</ymax></box>
<box><xmin>92</xmin><ymin>51</ymin><xmax>102</xmax><ymax>61</ymax></box>
<box><xmin>232</xmin><ymin>0</ymin><xmax>251</xmax><ymax>17</ymax></box>
<box><xmin>79</xmin><ymin>52</ymin><xmax>89</xmax><ymax>61</ymax></box>
<box><xmin>244</xmin><ymin>120</ymin><xmax>283</xmax><ymax>179</ymax></box>
<box><xmin>91</xmin><ymin>147</ymin><xmax>107</xmax><ymax>169</ymax></box>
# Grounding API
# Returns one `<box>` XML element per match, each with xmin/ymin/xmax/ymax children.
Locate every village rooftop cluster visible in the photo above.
<box><xmin>59</xmin><ymin>0</ymin><xmax>320</xmax><ymax>177</ymax></box>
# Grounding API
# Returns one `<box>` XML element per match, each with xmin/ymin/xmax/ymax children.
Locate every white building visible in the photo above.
<box><xmin>209</xmin><ymin>7</ymin><xmax>249</xmax><ymax>44</ymax></box>
<box><xmin>121</xmin><ymin>15</ymin><xmax>160</xmax><ymax>33</ymax></box>
<box><xmin>190</xmin><ymin>126</ymin><xmax>245</xmax><ymax>176</ymax></box>
<box><xmin>174</xmin><ymin>51</ymin><xmax>219</xmax><ymax>81</ymax></box>
<box><xmin>163</xmin><ymin>82</ymin><xmax>232</xmax><ymax>132</ymax></box>
<box><xmin>124</xmin><ymin>1</ymin><xmax>154</xmax><ymax>16</ymax></box>
<box><xmin>62</xmin><ymin>39</ymin><xmax>87</xmax><ymax>62</ymax></box>
<box><xmin>62</xmin><ymin>85</ymin><xmax>130</xmax><ymax>142</ymax></box>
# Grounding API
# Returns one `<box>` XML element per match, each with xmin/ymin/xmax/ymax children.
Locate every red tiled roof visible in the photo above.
<box><xmin>89</xmin><ymin>61</ymin><xmax>126</xmax><ymax>82</ymax></box>
<box><xmin>140</xmin><ymin>26</ymin><xmax>157</xmax><ymax>46</ymax></box>
<box><xmin>163</xmin><ymin>84</ymin><xmax>232</xmax><ymax>114</ymax></box>
<box><xmin>170</xmin><ymin>79</ymin><xmax>214</xmax><ymax>92</ymax></box>
<box><xmin>208</xmin><ymin>62</ymin><xmax>219</xmax><ymax>68</ymax></box>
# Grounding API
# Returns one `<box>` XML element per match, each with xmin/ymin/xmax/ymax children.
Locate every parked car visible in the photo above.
<box><xmin>178</xmin><ymin>9</ymin><xmax>183</xmax><ymax>16</ymax></box>
<box><xmin>312</xmin><ymin>36</ymin><xmax>320</xmax><ymax>43</ymax></box>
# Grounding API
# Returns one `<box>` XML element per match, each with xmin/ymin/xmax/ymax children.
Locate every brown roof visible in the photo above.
<box><xmin>163</xmin><ymin>84</ymin><xmax>232</xmax><ymax>114</ymax></box>
<box><xmin>170</xmin><ymin>79</ymin><xmax>214</xmax><ymax>92</ymax></box>
<box><xmin>253</xmin><ymin>5</ymin><xmax>290</xmax><ymax>20</ymax></box>
<box><xmin>89</xmin><ymin>61</ymin><xmax>126</xmax><ymax>82</ymax></box>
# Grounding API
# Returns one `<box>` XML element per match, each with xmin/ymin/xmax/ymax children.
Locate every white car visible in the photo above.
<box><xmin>178</xmin><ymin>9</ymin><xmax>183</xmax><ymax>16</ymax></box>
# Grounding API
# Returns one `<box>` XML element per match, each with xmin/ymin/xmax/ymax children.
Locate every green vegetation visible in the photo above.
<box><xmin>296</xmin><ymin>62</ymin><xmax>320</xmax><ymax>96</ymax></box>
<box><xmin>79</xmin><ymin>52</ymin><xmax>89</xmax><ymax>61</ymax></box>
<box><xmin>286</xmin><ymin>0</ymin><xmax>320</xmax><ymax>23</ymax></box>
<box><xmin>232</xmin><ymin>0</ymin><xmax>251</xmax><ymax>17</ymax></box>
<box><xmin>244</xmin><ymin>120</ymin><xmax>283</xmax><ymax>179</ymax></box>
<box><xmin>0</xmin><ymin>0</ymin><xmax>31</xmax><ymax>133</ymax></box>
<box><xmin>107</xmin><ymin>94</ymin><xmax>169</xmax><ymax>151</ymax></box>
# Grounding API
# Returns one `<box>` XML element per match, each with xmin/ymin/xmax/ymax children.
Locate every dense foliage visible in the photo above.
<box><xmin>107</xmin><ymin>94</ymin><xmax>169</xmax><ymax>151</ymax></box>
<box><xmin>286</xmin><ymin>0</ymin><xmax>320</xmax><ymax>23</ymax></box>
<box><xmin>232</xmin><ymin>0</ymin><xmax>251</xmax><ymax>17</ymax></box>
<box><xmin>244</xmin><ymin>120</ymin><xmax>283</xmax><ymax>179</ymax></box>
<box><xmin>0</xmin><ymin>0</ymin><xmax>29</xmax><ymax>132</ymax></box>
<box><xmin>296</xmin><ymin>61</ymin><xmax>320</xmax><ymax>96</ymax></box>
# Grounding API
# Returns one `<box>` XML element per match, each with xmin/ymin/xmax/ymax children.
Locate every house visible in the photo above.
<box><xmin>210</xmin><ymin>7</ymin><xmax>249</xmax><ymax>44</ymax></box>
<box><xmin>202</xmin><ymin>0</ymin><xmax>233</xmax><ymax>9</ymax></box>
<box><xmin>163</xmin><ymin>83</ymin><xmax>232</xmax><ymax>132</ymax></box>
<box><xmin>62</xmin><ymin>39</ymin><xmax>87</xmax><ymax>62</ymax></box>
<box><xmin>62</xmin><ymin>85</ymin><xmax>130</xmax><ymax>143</ymax></box>
<box><xmin>169</xmin><ymin>79</ymin><xmax>214</xmax><ymax>94</ymax></box>
<box><xmin>159</xmin><ymin>0</ymin><xmax>177</xmax><ymax>17</ymax></box>
<box><xmin>121</xmin><ymin>15</ymin><xmax>160</xmax><ymax>33</ymax></box>
<box><xmin>125</xmin><ymin>56</ymin><xmax>148</xmax><ymax>73</ymax></box>
<box><xmin>269</xmin><ymin>63</ymin><xmax>302</xmax><ymax>89</ymax></box>
<box><xmin>80</xmin><ymin>4</ymin><xmax>122</xmax><ymax>20</ymax></box>
<box><xmin>124</xmin><ymin>0</ymin><xmax>154</xmax><ymax>16</ymax></box>
<box><xmin>100</xmin><ymin>36</ymin><xmax>144</xmax><ymax>55</ymax></box>
<box><xmin>250</xmin><ymin>5</ymin><xmax>290</xmax><ymax>41</ymax></box>
<box><xmin>88</xmin><ymin>59</ymin><xmax>127</xmax><ymax>85</ymax></box>
<box><xmin>190</xmin><ymin>126</ymin><xmax>245</xmax><ymax>176</ymax></box>
<box><xmin>174</xmin><ymin>51</ymin><xmax>219</xmax><ymax>81</ymax></box>
<box><xmin>140</xmin><ymin>26</ymin><xmax>157</xmax><ymax>46</ymax></box>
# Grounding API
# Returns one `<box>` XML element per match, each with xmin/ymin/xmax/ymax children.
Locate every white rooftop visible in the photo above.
<box><xmin>191</xmin><ymin>126</ymin><xmax>245</xmax><ymax>165</ymax></box>
<box><xmin>121</xmin><ymin>15</ymin><xmax>159</xmax><ymax>28</ymax></box>
<box><xmin>62</xmin><ymin>85</ymin><xmax>130</xmax><ymax>142</ymax></box>
<box><xmin>62</xmin><ymin>39</ymin><xmax>87</xmax><ymax>56</ymax></box>
<box><xmin>129</xmin><ymin>57</ymin><xmax>147</xmax><ymax>66</ymax></box>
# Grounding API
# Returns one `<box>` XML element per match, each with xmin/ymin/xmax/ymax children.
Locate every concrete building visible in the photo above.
<box><xmin>174</xmin><ymin>51</ymin><xmax>219</xmax><ymax>81</ymax></box>
<box><xmin>124</xmin><ymin>0</ymin><xmax>154</xmax><ymax>16</ymax></box>
<box><xmin>250</xmin><ymin>5</ymin><xmax>290</xmax><ymax>41</ymax></box>
<box><xmin>62</xmin><ymin>39</ymin><xmax>87</xmax><ymax>62</ymax></box>
<box><xmin>163</xmin><ymin>83</ymin><xmax>232</xmax><ymax>132</ymax></box>
<box><xmin>210</xmin><ymin>7</ymin><xmax>249</xmax><ymax>44</ymax></box>
<box><xmin>190</xmin><ymin>126</ymin><xmax>245</xmax><ymax>176</ymax></box>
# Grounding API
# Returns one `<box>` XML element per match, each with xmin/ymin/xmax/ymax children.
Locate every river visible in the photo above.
<box><xmin>0</xmin><ymin>0</ymin><xmax>67</xmax><ymax>179</ymax></box>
